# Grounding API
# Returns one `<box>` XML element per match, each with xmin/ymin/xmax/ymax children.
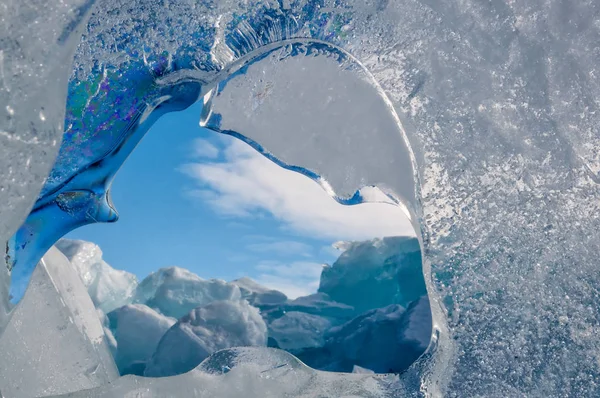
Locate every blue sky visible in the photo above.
<box><xmin>67</xmin><ymin>102</ymin><xmax>414</xmax><ymax>298</ymax></box>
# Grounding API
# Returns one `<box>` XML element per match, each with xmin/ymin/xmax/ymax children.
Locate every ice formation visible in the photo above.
<box><xmin>3</xmin><ymin>0</ymin><xmax>600</xmax><ymax>396</ymax></box>
<box><xmin>318</xmin><ymin>237</ymin><xmax>424</xmax><ymax>314</ymax></box>
<box><xmin>231</xmin><ymin>277</ymin><xmax>288</xmax><ymax>306</ymax></box>
<box><xmin>56</xmin><ymin>239</ymin><xmax>138</xmax><ymax>314</ymax></box>
<box><xmin>144</xmin><ymin>300</ymin><xmax>268</xmax><ymax>378</ymax></box>
<box><xmin>0</xmin><ymin>247</ymin><xmax>118</xmax><ymax>397</ymax></box>
<box><xmin>297</xmin><ymin>300</ymin><xmax>431</xmax><ymax>374</ymax></box>
<box><xmin>133</xmin><ymin>267</ymin><xmax>242</xmax><ymax>319</ymax></box>
<box><xmin>106</xmin><ymin>304</ymin><xmax>176</xmax><ymax>375</ymax></box>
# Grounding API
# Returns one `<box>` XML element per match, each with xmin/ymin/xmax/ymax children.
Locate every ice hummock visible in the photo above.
<box><xmin>0</xmin><ymin>247</ymin><xmax>118</xmax><ymax>397</ymax></box>
<box><xmin>144</xmin><ymin>300</ymin><xmax>268</xmax><ymax>378</ymax></box>
<box><xmin>267</xmin><ymin>311</ymin><xmax>332</xmax><ymax>351</ymax></box>
<box><xmin>296</xmin><ymin>299</ymin><xmax>431</xmax><ymax>374</ymax></box>
<box><xmin>57</xmin><ymin>236</ymin><xmax>429</xmax><ymax>379</ymax></box>
<box><xmin>133</xmin><ymin>267</ymin><xmax>242</xmax><ymax>319</ymax></box>
<box><xmin>318</xmin><ymin>236</ymin><xmax>424</xmax><ymax>314</ymax></box>
<box><xmin>231</xmin><ymin>277</ymin><xmax>288</xmax><ymax>306</ymax></box>
<box><xmin>106</xmin><ymin>304</ymin><xmax>176</xmax><ymax>375</ymax></box>
<box><xmin>56</xmin><ymin>239</ymin><xmax>138</xmax><ymax>314</ymax></box>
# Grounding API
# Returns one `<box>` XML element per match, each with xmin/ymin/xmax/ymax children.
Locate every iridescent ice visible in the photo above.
<box><xmin>3</xmin><ymin>0</ymin><xmax>600</xmax><ymax>397</ymax></box>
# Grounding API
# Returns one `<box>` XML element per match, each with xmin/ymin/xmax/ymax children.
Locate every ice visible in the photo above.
<box><xmin>296</xmin><ymin>300</ymin><xmax>430</xmax><ymax>374</ymax></box>
<box><xmin>262</xmin><ymin>293</ymin><xmax>355</xmax><ymax>322</ymax></box>
<box><xmin>106</xmin><ymin>304</ymin><xmax>176</xmax><ymax>375</ymax></box>
<box><xmin>267</xmin><ymin>312</ymin><xmax>332</xmax><ymax>351</ymax></box>
<box><xmin>52</xmin><ymin>347</ymin><xmax>393</xmax><ymax>398</ymax></box>
<box><xmin>144</xmin><ymin>300</ymin><xmax>268</xmax><ymax>378</ymax></box>
<box><xmin>0</xmin><ymin>0</ymin><xmax>95</xmax><ymax>256</ymax></box>
<box><xmin>56</xmin><ymin>239</ymin><xmax>138</xmax><ymax>314</ymax></box>
<box><xmin>318</xmin><ymin>237</ymin><xmax>425</xmax><ymax>314</ymax></box>
<box><xmin>231</xmin><ymin>277</ymin><xmax>287</xmax><ymax>306</ymax></box>
<box><xmin>134</xmin><ymin>267</ymin><xmax>242</xmax><ymax>319</ymax></box>
<box><xmin>0</xmin><ymin>247</ymin><xmax>118</xmax><ymax>397</ymax></box>
<box><xmin>352</xmin><ymin>365</ymin><xmax>375</xmax><ymax>375</ymax></box>
<box><xmin>5</xmin><ymin>0</ymin><xmax>600</xmax><ymax>396</ymax></box>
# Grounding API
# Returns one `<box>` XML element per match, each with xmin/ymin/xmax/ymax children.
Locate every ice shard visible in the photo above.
<box><xmin>0</xmin><ymin>247</ymin><xmax>118</xmax><ymax>397</ymax></box>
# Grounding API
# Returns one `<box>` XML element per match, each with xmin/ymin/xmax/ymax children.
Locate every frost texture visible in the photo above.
<box><xmin>144</xmin><ymin>300</ymin><xmax>268</xmax><ymax>378</ymax></box>
<box><xmin>0</xmin><ymin>0</ymin><xmax>97</xmax><ymax>328</ymax></box>
<box><xmin>0</xmin><ymin>247</ymin><xmax>118</xmax><ymax>397</ymax></box>
<box><xmin>4</xmin><ymin>0</ymin><xmax>600</xmax><ymax>396</ymax></box>
<box><xmin>56</xmin><ymin>239</ymin><xmax>138</xmax><ymax>314</ymax></box>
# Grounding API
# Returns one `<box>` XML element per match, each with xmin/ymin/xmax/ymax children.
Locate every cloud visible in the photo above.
<box><xmin>180</xmin><ymin>138</ymin><xmax>415</xmax><ymax>241</ymax></box>
<box><xmin>246</xmin><ymin>240</ymin><xmax>313</xmax><ymax>257</ymax></box>
<box><xmin>253</xmin><ymin>261</ymin><xmax>324</xmax><ymax>299</ymax></box>
<box><xmin>191</xmin><ymin>138</ymin><xmax>219</xmax><ymax>159</ymax></box>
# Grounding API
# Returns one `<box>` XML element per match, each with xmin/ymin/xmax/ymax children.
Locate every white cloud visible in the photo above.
<box><xmin>253</xmin><ymin>261</ymin><xmax>324</xmax><ymax>299</ymax></box>
<box><xmin>180</xmin><ymin>138</ymin><xmax>415</xmax><ymax>241</ymax></box>
<box><xmin>246</xmin><ymin>240</ymin><xmax>313</xmax><ymax>257</ymax></box>
<box><xmin>191</xmin><ymin>138</ymin><xmax>220</xmax><ymax>159</ymax></box>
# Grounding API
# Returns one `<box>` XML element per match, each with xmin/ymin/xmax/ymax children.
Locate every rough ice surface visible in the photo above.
<box><xmin>231</xmin><ymin>277</ymin><xmax>287</xmax><ymax>306</ymax></box>
<box><xmin>0</xmin><ymin>0</ymin><xmax>97</xmax><ymax>329</ymax></box>
<box><xmin>4</xmin><ymin>0</ymin><xmax>600</xmax><ymax>396</ymax></box>
<box><xmin>318</xmin><ymin>237</ymin><xmax>425</xmax><ymax>314</ymax></box>
<box><xmin>352</xmin><ymin>365</ymin><xmax>376</xmax><ymax>375</ymax></box>
<box><xmin>297</xmin><ymin>300</ymin><xmax>430</xmax><ymax>374</ymax></box>
<box><xmin>54</xmin><ymin>347</ymin><xmax>393</xmax><ymax>398</ymax></box>
<box><xmin>56</xmin><ymin>239</ymin><xmax>138</xmax><ymax>314</ymax></box>
<box><xmin>261</xmin><ymin>292</ymin><xmax>356</xmax><ymax>322</ymax></box>
<box><xmin>0</xmin><ymin>0</ymin><xmax>94</xmax><ymax>254</ymax></box>
<box><xmin>0</xmin><ymin>247</ymin><xmax>118</xmax><ymax>397</ymax></box>
<box><xmin>133</xmin><ymin>267</ymin><xmax>242</xmax><ymax>319</ymax></box>
<box><xmin>267</xmin><ymin>311</ymin><xmax>332</xmax><ymax>351</ymax></box>
<box><xmin>106</xmin><ymin>304</ymin><xmax>176</xmax><ymax>376</ymax></box>
<box><xmin>144</xmin><ymin>300</ymin><xmax>268</xmax><ymax>378</ymax></box>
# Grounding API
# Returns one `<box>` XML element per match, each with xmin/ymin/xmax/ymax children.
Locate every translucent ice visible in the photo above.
<box><xmin>0</xmin><ymin>0</ymin><xmax>95</xmax><ymax>255</ymax></box>
<box><xmin>231</xmin><ymin>277</ymin><xmax>287</xmax><ymax>307</ymax></box>
<box><xmin>296</xmin><ymin>299</ymin><xmax>430</xmax><ymax>374</ymax></box>
<box><xmin>56</xmin><ymin>239</ymin><xmax>138</xmax><ymax>314</ymax></box>
<box><xmin>267</xmin><ymin>311</ymin><xmax>332</xmax><ymax>352</ymax></box>
<box><xmin>0</xmin><ymin>247</ymin><xmax>118</xmax><ymax>397</ymax></box>
<box><xmin>106</xmin><ymin>304</ymin><xmax>176</xmax><ymax>375</ymax></box>
<box><xmin>6</xmin><ymin>0</ymin><xmax>600</xmax><ymax>396</ymax></box>
<box><xmin>144</xmin><ymin>300</ymin><xmax>268</xmax><ymax>378</ymax></box>
<box><xmin>54</xmin><ymin>347</ymin><xmax>393</xmax><ymax>398</ymax></box>
<box><xmin>133</xmin><ymin>267</ymin><xmax>242</xmax><ymax>319</ymax></box>
<box><xmin>318</xmin><ymin>237</ymin><xmax>425</xmax><ymax>314</ymax></box>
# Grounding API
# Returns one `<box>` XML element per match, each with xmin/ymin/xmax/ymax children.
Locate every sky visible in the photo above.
<box><xmin>67</xmin><ymin>101</ymin><xmax>415</xmax><ymax>298</ymax></box>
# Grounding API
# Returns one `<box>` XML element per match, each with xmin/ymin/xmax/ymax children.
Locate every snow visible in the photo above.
<box><xmin>107</xmin><ymin>304</ymin><xmax>176</xmax><ymax>375</ymax></box>
<box><xmin>144</xmin><ymin>300</ymin><xmax>268</xmax><ymax>377</ymax></box>
<box><xmin>133</xmin><ymin>267</ymin><xmax>241</xmax><ymax>319</ymax></box>
<box><xmin>56</xmin><ymin>239</ymin><xmax>138</xmax><ymax>314</ymax></box>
